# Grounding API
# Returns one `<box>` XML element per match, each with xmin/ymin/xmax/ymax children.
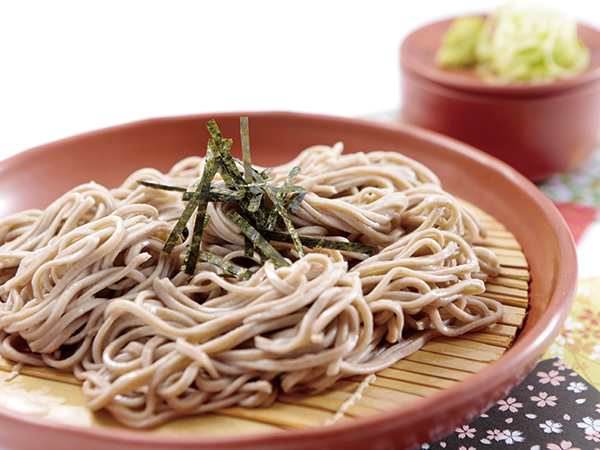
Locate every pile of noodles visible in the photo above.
<box><xmin>0</xmin><ymin>143</ymin><xmax>502</xmax><ymax>428</ymax></box>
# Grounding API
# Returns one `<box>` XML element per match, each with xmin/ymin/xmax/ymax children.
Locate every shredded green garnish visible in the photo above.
<box><xmin>182</xmin><ymin>213</ymin><xmax>209</xmax><ymax>275</ymax></box>
<box><xmin>137</xmin><ymin>117</ymin><xmax>375</xmax><ymax>278</ymax></box>
<box><xmin>436</xmin><ymin>1</ymin><xmax>590</xmax><ymax>82</ymax></box>
<box><xmin>136</xmin><ymin>181</ymin><xmax>187</xmax><ymax>193</ymax></box>
<box><xmin>240</xmin><ymin>116</ymin><xmax>253</xmax><ymax>184</ymax></box>
<box><xmin>263</xmin><ymin>231</ymin><xmax>375</xmax><ymax>256</ymax></box>
<box><xmin>436</xmin><ymin>16</ymin><xmax>485</xmax><ymax>67</ymax></box>
<box><xmin>227</xmin><ymin>211</ymin><xmax>289</xmax><ymax>268</ymax></box>
<box><xmin>196</xmin><ymin>250</ymin><xmax>253</xmax><ymax>279</ymax></box>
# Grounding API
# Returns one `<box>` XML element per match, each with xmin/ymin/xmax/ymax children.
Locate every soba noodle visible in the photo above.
<box><xmin>0</xmin><ymin>142</ymin><xmax>502</xmax><ymax>428</ymax></box>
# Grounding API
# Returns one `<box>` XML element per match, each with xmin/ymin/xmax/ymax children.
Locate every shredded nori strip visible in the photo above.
<box><xmin>182</xmin><ymin>213</ymin><xmax>210</xmax><ymax>275</ymax></box>
<box><xmin>227</xmin><ymin>211</ymin><xmax>289</xmax><ymax>268</ymax></box>
<box><xmin>240</xmin><ymin>117</ymin><xmax>253</xmax><ymax>184</ymax></box>
<box><xmin>245</xmin><ymin>186</ymin><xmax>263</xmax><ymax>213</ymax></box>
<box><xmin>207</xmin><ymin>120</ymin><xmax>245</xmax><ymax>186</ymax></box>
<box><xmin>244</xmin><ymin>235</ymin><xmax>254</xmax><ymax>257</ymax></box>
<box><xmin>263</xmin><ymin>230</ymin><xmax>375</xmax><ymax>255</ymax></box>
<box><xmin>162</xmin><ymin>186</ymin><xmax>203</xmax><ymax>254</ymax></box>
<box><xmin>287</xmin><ymin>191</ymin><xmax>307</xmax><ymax>214</ymax></box>
<box><xmin>141</xmin><ymin>181</ymin><xmax>246</xmax><ymax>203</ymax></box>
<box><xmin>137</xmin><ymin>180</ymin><xmax>187</xmax><ymax>193</ymax></box>
<box><xmin>264</xmin><ymin>185</ymin><xmax>304</xmax><ymax>257</ymax></box>
<box><xmin>163</xmin><ymin>145</ymin><xmax>217</xmax><ymax>254</ymax></box>
<box><xmin>260</xmin><ymin>168</ymin><xmax>273</xmax><ymax>182</ymax></box>
<box><xmin>196</xmin><ymin>250</ymin><xmax>253</xmax><ymax>279</ymax></box>
<box><xmin>181</xmin><ymin>186</ymin><xmax>244</xmax><ymax>203</ymax></box>
<box><xmin>136</xmin><ymin>116</ymin><xmax>374</xmax><ymax>279</ymax></box>
<box><xmin>283</xmin><ymin>166</ymin><xmax>301</xmax><ymax>188</ymax></box>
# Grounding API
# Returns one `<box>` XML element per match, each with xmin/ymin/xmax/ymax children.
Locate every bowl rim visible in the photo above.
<box><xmin>400</xmin><ymin>16</ymin><xmax>600</xmax><ymax>97</ymax></box>
<box><xmin>0</xmin><ymin>111</ymin><xmax>579</xmax><ymax>449</ymax></box>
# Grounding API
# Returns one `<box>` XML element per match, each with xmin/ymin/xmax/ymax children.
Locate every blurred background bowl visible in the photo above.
<box><xmin>400</xmin><ymin>17</ymin><xmax>600</xmax><ymax>182</ymax></box>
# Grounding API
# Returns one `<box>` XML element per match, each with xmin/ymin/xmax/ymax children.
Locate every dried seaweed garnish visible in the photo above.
<box><xmin>196</xmin><ymin>250</ymin><xmax>253</xmax><ymax>279</ymax></box>
<box><xmin>141</xmin><ymin>181</ymin><xmax>244</xmax><ymax>203</ymax></box>
<box><xmin>240</xmin><ymin>116</ymin><xmax>253</xmax><ymax>184</ymax></box>
<box><xmin>244</xmin><ymin>235</ymin><xmax>254</xmax><ymax>258</ymax></box>
<box><xmin>207</xmin><ymin>121</ymin><xmax>245</xmax><ymax>186</ymax></box>
<box><xmin>264</xmin><ymin>185</ymin><xmax>304</xmax><ymax>257</ymax></box>
<box><xmin>260</xmin><ymin>168</ymin><xmax>273</xmax><ymax>181</ymax></box>
<box><xmin>285</xmin><ymin>187</ymin><xmax>307</xmax><ymax>213</ymax></box>
<box><xmin>182</xmin><ymin>213</ymin><xmax>209</xmax><ymax>275</ymax></box>
<box><xmin>163</xmin><ymin>144</ymin><xmax>217</xmax><ymax>254</ymax></box>
<box><xmin>137</xmin><ymin>180</ymin><xmax>187</xmax><ymax>193</ymax></box>
<box><xmin>227</xmin><ymin>211</ymin><xmax>288</xmax><ymax>268</ymax></box>
<box><xmin>183</xmin><ymin>185</ymin><xmax>245</xmax><ymax>202</ymax></box>
<box><xmin>263</xmin><ymin>231</ymin><xmax>375</xmax><ymax>255</ymax></box>
<box><xmin>137</xmin><ymin>116</ymin><xmax>373</xmax><ymax>279</ymax></box>
<box><xmin>245</xmin><ymin>186</ymin><xmax>263</xmax><ymax>213</ymax></box>
<box><xmin>283</xmin><ymin>166</ymin><xmax>301</xmax><ymax>188</ymax></box>
<box><xmin>162</xmin><ymin>185</ymin><xmax>203</xmax><ymax>254</ymax></box>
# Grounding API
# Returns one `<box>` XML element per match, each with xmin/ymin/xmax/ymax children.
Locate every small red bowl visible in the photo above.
<box><xmin>400</xmin><ymin>17</ymin><xmax>600</xmax><ymax>182</ymax></box>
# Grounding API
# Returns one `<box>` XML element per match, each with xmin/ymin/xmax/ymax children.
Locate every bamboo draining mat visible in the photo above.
<box><xmin>0</xmin><ymin>201</ymin><xmax>529</xmax><ymax>433</ymax></box>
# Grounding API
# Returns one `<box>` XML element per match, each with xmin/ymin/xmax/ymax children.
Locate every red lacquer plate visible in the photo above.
<box><xmin>0</xmin><ymin>112</ymin><xmax>577</xmax><ymax>450</ymax></box>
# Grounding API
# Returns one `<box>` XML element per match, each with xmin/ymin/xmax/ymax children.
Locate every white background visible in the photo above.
<box><xmin>1</xmin><ymin>0</ymin><xmax>600</xmax><ymax>161</ymax></box>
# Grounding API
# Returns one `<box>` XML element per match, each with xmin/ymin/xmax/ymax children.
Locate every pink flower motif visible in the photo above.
<box><xmin>457</xmin><ymin>447</ymin><xmax>476</xmax><ymax>450</ymax></box>
<box><xmin>596</xmin><ymin>403</ymin><xmax>600</xmax><ymax>414</ymax></box>
<box><xmin>531</xmin><ymin>392</ymin><xmax>558</xmax><ymax>407</ymax></box>
<box><xmin>572</xmin><ymin>361</ymin><xmax>591</xmax><ymax>371</ymax></box>
<box><xmin>585</xmin><ymin>429</ymin><xmax>600</xmax><ymax>443</ymax></box>
<box><xmin>487</xmin><ymin>429</ymin><xmax>503</xmax><ymax>441</ymax></box>
<box><xmin>546</xmin><ymin>440</ymin><xmax>582</xmax><ymax>450</ymax></box>
<box><xmin>498</xmin><ymin>397</ymin><xmax>523</xmax><ymax>413</ymax></box>
<box><xmin>578</xmin><ymin>308</ymin><xmax>600</xmax><ymax>326</ymax></box>
<box><xmin>538</xmin><ymin>370</ymin><xmax>566</xmax><ymax>386</ymax></box>
<box><xmin>505</xmin><ymin>417</ymin><xmax>513</xmax><ymax>424</ymax></box>
<box><xmin>455</xmin><ymin>424</ymin><xmax>476</xmax><ymax>439</ymax></box>
<box><xmin>578</xmin><ymin>324</ymin><xmax>600</xmax><ymax>340</ymax></box>
<box><xmin>566</xmin><ymin>340</ymin><xmax>596</xmax><ymax>355</ymax></box>
<box><xmin>439</xmin><ymin>442</ymin><xmax>447</xmax><ymax>448</ymax></box>
<box><xmin>553</xmin><ymin>359</ymin><xmax>571</xmax><ymax>371</ymax></box>
<box><xmin>564</xmin><ymin>414</ymin><xmax>571</xmax><ymax>421</ymax></box>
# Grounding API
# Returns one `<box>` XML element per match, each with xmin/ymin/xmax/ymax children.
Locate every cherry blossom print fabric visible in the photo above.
<box><xmin>538</xmin><ymin>147</ymin><xmax>600</xmax><ymax>279</ymax></box>
<box><xmin>422</xmin><ymin>358</ymin><xmax>600</xmax><ymax>450</ymax></box>
<box><xmin>544</xmin><ymin>277</ymin><xmax>600</xmax><ymax>387</ymax></box>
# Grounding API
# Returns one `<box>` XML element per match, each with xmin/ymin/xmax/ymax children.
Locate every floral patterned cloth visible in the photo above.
<box><xmin>544</xmin><ymin>278</ymin><xmax>600</xmax><ymax>388</ymax></box>
<box><xmin>423</xmin><ymin>358</ymin><xmax>600</xmax><ymax>450</ymax></box>
<box><xmin>537</xmin><ymin>146</ymin><xmax>600</xmax><ymax>387</ymax></box>
<box><xmin>538</xmin><ymin>147</ymin><xmax>600</xmax><ymax>208</ymax></box>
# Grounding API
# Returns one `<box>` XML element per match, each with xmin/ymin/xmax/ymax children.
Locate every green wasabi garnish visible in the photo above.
<box><xmin>436</xmin><ymin>1</ymin><xmax>590</xmax><ymax>82</ymax></box>
<box><xmin>436</xmin><ymin>16</ymin><xmax>486</xmax><ymax>67</ymax></box>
